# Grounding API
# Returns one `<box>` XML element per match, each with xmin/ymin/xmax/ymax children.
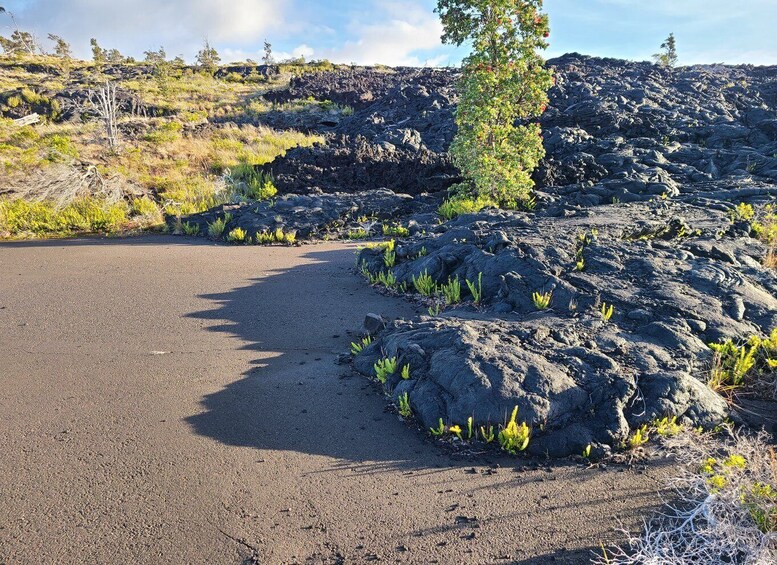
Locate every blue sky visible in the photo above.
<box><xmin>2</xmin><ymin>0</ymin><xmax>776</xmax><ymax>66</ymax></box>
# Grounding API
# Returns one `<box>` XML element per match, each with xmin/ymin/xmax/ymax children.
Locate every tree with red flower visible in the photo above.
<box><xmin>436</xmin><ymin>0</ymin><xmax>554</xmax><ymax>208</ymax></box>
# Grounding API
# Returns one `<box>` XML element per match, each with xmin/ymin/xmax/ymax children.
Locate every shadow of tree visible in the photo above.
<box><xmin>182</xmin><ymin>246</ymin><xmax>449</xmax><ymax>469</ymax></box>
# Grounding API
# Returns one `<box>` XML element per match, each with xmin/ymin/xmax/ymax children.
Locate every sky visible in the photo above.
<box><xmin>1</xmin><ymin>0</ymin><xmax>776</xmax><ymax>67</ymax></box>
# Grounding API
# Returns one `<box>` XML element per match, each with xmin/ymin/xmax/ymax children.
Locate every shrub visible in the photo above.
<box><xmin>130</xmin><ymin>196</ymin><xmax>163</xmax><ymax>226</ymax></box>
<box><xmin>708</xmin><ymin>330</ymin><xmax>777</xmax><ymax>396</ymax></box>
<box><xmin>374</xmin><ymin>357</ymin><xmax>398</xmax><ymax>383</ymax></box>
<box><xmin>226</xmin><ymin>227</ymin><xmax>247</xmax><ymax>243</ymax></box>
<box><xmin>254</xmin><ymin>227</ymin><xmax>296</xmax><ymax>245</ymax></box>
<box><xmin>440</xmin><ymin>276</ymin><xmax>461</xmax><ymax>305</ymax></box>
<box><xmin>436</xmin><ymin>0</ymin><xmax>554</xmax><ymax>208</ymax></box>
<box><xmin>532</xmin><ymin>290</ymin><xmax>552</xmax><ymax>310</ymax></box>
<box><xmin>412</xmin><ymin>270</ymin><xmax>437</xmax><ymax>296</ymax></box>
<box><xmin>598</xmin><ymin>430</ymin><xmax>777</xmax><ymax>564</ymax></box>
<box><xmin>498</xmin><ymin>406</ymin><xmax>530</xmax><ymax>454</ymax></box>
<box><xmin>131</xmin><ymin>196</ymin><xmax>160</xmax><ymax>217</ymax></box>
<box><xmin>182</xmin><ymin>221</ymin><xmax>200</xmax><ymax>236</ymax></box>
<box><xmin>207</xmin><ymin>216</ymin><xmax>229</xmax><ymax>238</ymax></box>
<box><xmin>466</xmin><ymin>272</ymin><xmax>483</xmax><ymax>304</ymax></box>
<box><xmin>398</xmin><ymin>392</ymin><xmax>412</xmax><ymax>418</ymax></box>
<box><xmin>350</xmin><ymin>336</ymin><xmax>372</xmax><ymax>355</ymax></box>
<box><xmin>382</xmin><ymin>222</ymin><xmax>409</xmax><ymax>237</ymax></box>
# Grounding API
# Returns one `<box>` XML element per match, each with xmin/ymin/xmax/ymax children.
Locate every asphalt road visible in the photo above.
<box><xmin>0</xmin><ymin>236</ymin><xmax>672</xmax><ymax>564</ymax></box>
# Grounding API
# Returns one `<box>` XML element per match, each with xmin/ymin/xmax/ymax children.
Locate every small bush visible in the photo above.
<box><xmin>226</xmin><ymin>227</ymin><xmax>247</xmax><ymax>243</ymax></box>
<box><xmin>254</xmin><ymin>227</ymin><xmax>296</xmax><ymax>245</ymax></box>
<box><xmin>207</xmin><ymin>215</ymin><xmax>229</xmax><ymax>238</ymax></box>
<box><xmin>374</xmin><ymin>357</ymin><xmax>398</xmax><ymax>383</ymax></box>
<box><xmin>412</xmin><ymin>270</ymin><xmax>437</xmax><ymax>296</ymax></box>
<box><xmin>709</xmin><ymin>330</ymin><xmax>777</xmax><ymax>396</ymax></box>
<box><xmin>397</xmin><ymin>392</ymin><xmax>412</xmax><ymax>418</ymax></box>
<box><xmin>498</xmin><ymin>406</ymin><xmax>530</xmax><ymax>454</ymax></box>
<box><xmin>382</xmin><ymin>222</ymin><xmax>409</xmax><ymax>237</ymax></box>
<box><xmin>182</xmin><ymin>221</ymin><xmax>200</xmax><ymax>236</ymax></box>
<box><xmin>466</xmin><ymin>272</ymin><xmax>483</xmax><ymax>304</ymax></box>
<box><xmin>440</xmin><ymin>276</ymin><xmax>461</xmax><ymax>305</ymax></box>
<box><xmin>532</xmin><ymin>290</ymin><xmax>552</xmax><ymax>310</ymax></box>
<box><xmin>598</xmin><ymin>430</ymin><xmax>777</xmax><ymax>564</ymax></box>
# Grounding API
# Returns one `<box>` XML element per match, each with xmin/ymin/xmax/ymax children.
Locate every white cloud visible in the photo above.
<box><xmin>7</xmin><ymin>0</ymin><xmax>289</xmax><ymax>59</ymax></box>
<box><xmin>319</xmin><ymin>1</ymin><xmax>447</xmax><ymax>66</ymax></box>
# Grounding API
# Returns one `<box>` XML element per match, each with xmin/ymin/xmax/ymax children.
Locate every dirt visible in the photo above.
<box><xmin>0</xmin><ymin>236</ymin><xmax>674</xmax><ymax>564</ymax></box>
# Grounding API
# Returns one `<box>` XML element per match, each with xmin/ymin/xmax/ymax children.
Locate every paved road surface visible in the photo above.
<box><xmin>0</xmin><ymin>236</ymin><xmax>671</xmax><ymax>564</ymax></box>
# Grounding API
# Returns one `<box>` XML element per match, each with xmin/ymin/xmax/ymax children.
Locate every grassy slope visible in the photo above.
<box><xmin>0</xmin><ymin>55</ymin><xmax>344</xmax><ymax>238</ymax></box>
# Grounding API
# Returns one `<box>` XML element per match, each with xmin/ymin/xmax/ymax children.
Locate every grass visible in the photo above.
<box><xmin>0</xmin><ymin>196</ymin><xmax>128</xmax><ymax>236</ymax></box>
<box><xmin>437</xmin><ymin>195</ymin><xmax>494</xmax><ymax>220</ymax></box>
<box><xmin>466</xmin><ymin>273</ymin><xmax>483</xmax><ymax>305</ymax></box>
<box><xmin>0</xmin><ymin>56</ymin><xmax>324</xmax><ymax>237</ymax></box>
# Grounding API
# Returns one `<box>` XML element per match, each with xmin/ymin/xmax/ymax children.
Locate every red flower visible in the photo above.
<box><xmin>543</xmin><ymin>31</ymin><xmax>550</xmax><ymax>38</ymax></box>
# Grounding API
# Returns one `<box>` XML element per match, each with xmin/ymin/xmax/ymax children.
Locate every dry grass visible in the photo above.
<box><xmin>598</xmin><ymin>428</ymin><xmax>777</xmax><ymax>564</ymax></box>
<box><xmin>753</xmin><ymin>203</ymin><xmax>777</xmax><ymax>270</ymax></box>
<box><xmin>766</xmin><ymin>249</ymin><xmax>777</xmax><ymax>270</ymax></box>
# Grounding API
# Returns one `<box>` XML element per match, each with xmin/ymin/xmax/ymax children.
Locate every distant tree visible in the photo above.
<box><xmin>172</xmin><ymin>55</ymin><xmax>186</xmax><ymax>66</ymax></box>
<box><xmin>144</xmin><ymin>46</ymin><xmax>172</xmax><ymax>87</ymax></box>
<box><xmin>106</xmin><ymin>48</ymin><xmax>124</xmax><ymax>64</ymax></box>
<box><xmin>0</xmin><ymin>8</ymin><xmax>38</xmax><ymax>55</ymax></box>
<box><xmin>90</xmin><ymin>38</ymin><xmax>106</xmax><ymax>64</ymax></box>
<box><xmin>143</xmin><ymin>46</ymin><xmax>167</xmax><ymax>65</ymax></box>
<box><xmin>0</xmin><ymin>30</ymin><xmax>39</xmax><ymax>56</ymax></box>
<box><xmin>48</xmin><ymin>34</ymin><xmax>72</xmax><ymax>58</ymax></box>
<box><xmin>195</xmin><ymin>38</ymin><xmax>220</xmax><ymax>72</ymax></box>
<box><xmin>654</xmin><ymin>33</ymin><xmax>678</xmax><ymax>67</ymax></box>
<box><xmin>262</xmin><ymin>40</ymin><xmax>273</xmax><ymax>65</ymax></box>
